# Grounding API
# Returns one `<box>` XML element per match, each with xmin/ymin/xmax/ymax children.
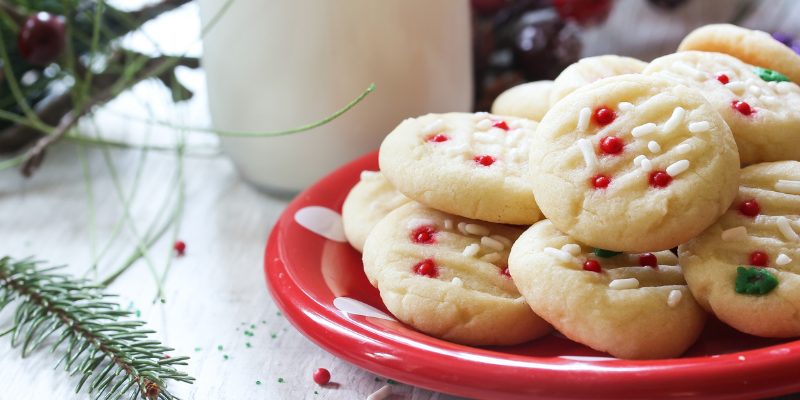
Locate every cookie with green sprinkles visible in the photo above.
<box><xmin>680</xmin><ymin>161</ymin><xmax>800</xmax><ymax>338</ymax></box>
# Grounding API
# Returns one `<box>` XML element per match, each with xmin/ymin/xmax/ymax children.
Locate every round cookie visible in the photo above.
<box><xmin>362</xmin><ymin>202</ymin><xmax>551</xmax><ymax>346</ymax></box>
<box><xmin>380</xmin><ymin>112</ymin><xmax>542</xmax><ymax>225</ymax></box>
<box><xmin>341</xmin><ymin>170</ymin><xmax>411</xmax><ymax>252</ymax></box>
<box><xmin>491</xmin><ymin>80</ymin><xmax>554</xmax><ymax>121</ymax></box>
<box><xmin>530</xmin><ymin>74</ymin><xmax>740</xmax><ymax>252</ymax></box>
<box><xmin>550</xmin><ymin>55</ymin><xmax>648</xmax><ymax>105</ymax></box>
<box><xmin>678</xmin><ymin>24</ymin><xmax>800</xmax><ymax>85</ymax></box>
<box><xmin>679</xmin><ymin>161</ymin><xmax>800</xmax><ymax>337</ymax></box>
<box><xmin>644</xmin><ymin>51</ymin><xmax>800</xmax><ymax>165</ymax></box>
<box><xmin>508</xmin><ymin>220</ymin><xmax>706</xmax><ymax>359</ymax></box>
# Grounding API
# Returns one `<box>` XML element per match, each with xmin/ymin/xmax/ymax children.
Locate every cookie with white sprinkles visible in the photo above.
<box><xmin>380</xmin><ymin>112</ymin><xmax>542</xmax><ymax>224</ymax></box>
<box><xmin>341</xmin><ymin>171</ymin><xmax>411</xmax><ymax>252</ymax></box>
<box><xmin>509</xmin><ymin>220</ymin><xmax>706</xmax><ymax>359</ymax></box>
<box><xmin>549</xmin><ymin>55</ymin><xmax>648</xmax><ymax>105</ymax></box>
<box><xmin>529</xmin><ymin>74</ymin><xmax>740</xmax><ymax>252</ymax></box>
<box><xmin>680</xmin><ymin>161</ymin><xmax>800</xmax><ymax>337</ymax></box>
<box><xmin>644</xmin><ymin>51</ymin><xmax>800</xmax><ymax>165</ymax></box>
<box><xmin>362</xmin><ymin>202</ymin><xmax>551</xmax><ymax>346</ymax></box>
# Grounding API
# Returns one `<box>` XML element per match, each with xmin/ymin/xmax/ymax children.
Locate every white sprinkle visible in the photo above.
<box><xmin>662</xmin><ymin>107</ymin><xmax>685</xmax><ymax>133</ymax></box>
<box><xmin>631</xmin><ymin>123</ymin><xmax>657</xmax><ymax>137</ymax></box>
<box><xmin>422</xmin><ymin>118</ymin><xmax>445</xmax><ymax>135</ymax></box>
<box><xmin>514</xmin><ymin>296</ymin><xmax>526</xmax><ymax>304</ymax></box>
<box><xmin>473</xmin><ymin>132</ymin><xmax>496</xmax><ymax>143</ymax></box>
<box><xmin>510</xmin><ymin>120</ymin><xmax>523</xmax><ymax>129</ymax></box>
<box><xmin>633</xmin><ymin>155</ymin><xmax>647</xmax><ymax>167</ymax></box>
<box><xmin>775</xmin><ymin>180</ymin><xmax>800</xmax><ymax>195</ymax></box>
<box><xmin>465</xmin><ymin>223</ymin><xmax>491</xmax><ymax>236</ymax></box>
<box><xmin>776</xmin><ymin>253</ymin><xmax>792</xmax><ymax>266</ymax></box>
<box><xmin>666</xmin><ymin>160</ymin><xmax>690</xmax><ymax>177</ymax></box>
<box><xmin>490</xmin><ymin>235</ymin><xmax>512</xmax><ymax>247</ymax></box>
<box><xmin>481</xmin><ymin>253</ymin><xmax>502</xmax><ymax>263</ymax></box>
<box><xmin>647</xmin><ymin>141</ymin><xmax>661</xmax><ymax>153</ymax></box>
<box><xmin>674</xmin><ymin>61</ymin><xmax>707</xmax><ymax>80</ymax></box>
<box><xmin>360</xmin><ymin>170</ymin><xmax>381</xmax><ymax>181</ymax></box>
<box><xmin>444</xmin><ymin>219</ymin><xmax>453</xmax><ymax>230</ymax></box>
<box><xmin>457</xmin><ymin>222</ymin><xmax>468</xmax><ymax>235</ymax></box>
<box><xmin>618</xmin><ymin>102</ymin><xmax>634</xmax><ymax>111</ymax></box>
<box><xmin>738</xmin><ymin>355</ymin><xmax>746</xmax><ymax>361</ymax></box>
<box><xmin>577</xmin><ymin>138</ymin><xmax>598</xmax><ymax>172</ymax></box>
<box><xmin>476</xmin><ymin>118</ymin><xmax>492</xmax><ymax>130</ymax></box>
<box><xmin>725</xmin><ymin>81</ymin><xmax>745</xmax><ymax>92</ymax></box>
<box><xmin>721</xmin><ymin>226</ymin><xmax>747</xmax><ymax>241</ymax></box>
<box><xmin>544</xmin><ymin>247</ymin><xmax>581</xmax><ymax>265</ymax></box>
<box><xmin>474</xmin><ymin>111</ymin><xmax>490</xmax><ymax>118</ymax></box>
<box><xmin>406</xmin><ymin>218</ymin><xmax>435</xmax><ymax>229</ymax></box>
<box><xmin>749</xmin><ymin>85</ymin><xmax>762</xmax><ymax>96</ymax></box>
<box><xmin>367</xmin><ymin>385</ymin><xmax>393</xmax><ymax>400</ymax></box>
<box><xmin>667</xmin><ymin>289</ymin><xmax>683</xmax><ymax>308</ymax></box>
<box><xmin>776</xmin><ymin>81</ymin><xmax>793</xmax><ymax>94</ymax></box>
<box><xmin>640</xmin><ymin>158</ymin><xmax>653</xmax><ymax>171</ymax></box>
<box><xmin>688</xmin><ymin>121</ymin><xmax>711</xmax><ymax>133</ymax></box>
<box><xmin>609</xmin><ymin>278</ymin><xmax>639</xmax><ymax>290</ymax></box>
<box><xmin>760</xmin><ymin>95</ymin><xmax>778</xmax><ymax>106</ymax></box>
<box><xmin>463</xmin><ymin>243</ymin><xmax>480</xmax><ymax>257</ymax></box>
<box><xmin>777</xmin><ymin>217</ymin><xmax>799</xmax><ymax>242</ymax></box>
<box><xmin>451</xmin><ymin>277</ymin><xmax>464</xmax><ymax>287</ymax></box>
<box><xmin>577</xmin><ymin>107</ymin><xmax>592</xmax><ymax>131</ymax></box>
<box><xmin>481</xmin><ymin>236</ymin><xmax>505</xmax><ymax>251</ymax></box>
<box><xmin>675</xmin><ymin>143</ymin><xmax>692</xmax><ymax>154</ymax></box>
<box><xmin>561</xmin><ymin>243</ymin><xmax>581</xmax><ymax>256</ymax></box>
<box><xmin>445</xmin><ymin>143</ymin><xmax>469</xmax><ymax>156</ymax></box>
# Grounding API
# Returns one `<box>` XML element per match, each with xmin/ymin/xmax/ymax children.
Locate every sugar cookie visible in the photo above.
<box><xmin>550</xmin><ymin>55</ymin><xmax>648</xmax><ymax>105</ymax></box>
<box><xmin>342</xmin><ymin>171</ymin><xmax>411</xmax><ymax>252</ymax></box>
<box><xmin>491</xmin><ymin>80</ymin><xmax>554</xmax><ymax>121</ymax></box>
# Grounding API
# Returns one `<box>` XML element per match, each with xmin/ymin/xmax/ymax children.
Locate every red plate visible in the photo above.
<box><xmin>265</xmin><ymin>151</ymin><xmax>800</xmax><ymax>399</ymax></box>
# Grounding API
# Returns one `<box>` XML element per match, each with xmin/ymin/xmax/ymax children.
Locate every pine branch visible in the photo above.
<box><xmin>0</xmin><ymin>256</ymin><xmax>194</xmax><ymax>400</ymax></box>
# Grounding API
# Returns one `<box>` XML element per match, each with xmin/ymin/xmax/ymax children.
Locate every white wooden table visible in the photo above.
<box><xmin>2</xmin><ymin>1</ymin><xmax>799</xmax><ymax>399</ymax></box>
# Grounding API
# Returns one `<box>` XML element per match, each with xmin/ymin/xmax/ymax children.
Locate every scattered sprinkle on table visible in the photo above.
<box><xmin>256</xmin><ymin>380</ymin><xmax>261</xmax><ymax>385</ymax></box>
<box><xmin>278</xmin><ymin>378</ymin><xmax>285</xmax><ymax>383</ymax></box>
<box><xmin>246</xmin><ymin>342</ymin><xmax>252</xmax><ymax>348</ymax></box>
<box><xmin>223</xmin><ymin>354</ymin><xmax>229</xmax><ymax>360</ymax></box>
<box><xmin>217</xmin><ymin>345</ymin><xmax>223</xmax><ymax>351</ymax></box>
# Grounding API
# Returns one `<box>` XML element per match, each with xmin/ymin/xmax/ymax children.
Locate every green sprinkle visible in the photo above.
<box><xmin>593</xmin><ymin>248</ymin><xmax>621</xmax><ymax>258</ymax></box>
<box><xmin>135</xmin><ymin>310</ymin><xmax>141</xmax><ymax>318</ymax></box>
<box><xmin>314</xmin><ymin>391</ymin><xmax>318</xmax><ymax>395</ymax></box>
<box><xmin>223</xmin><ymin>354</ymin><xmax>230</xmax><ymax>360</ymax></box>
<box><xmin>160</xmin><ymin>298</ymin><xmax>166</xmax><ymax>304</ymax></box>
<box><xmin>217</xmin><ymin>345</ymin><xmax>223</xmax><ymax>351</ymax></box>
<box><xmin>277</xmin><ymin>311</ymin><xmax>283</xmax><ymax>316</ymax></box>
<box><xmin>256</xmin><ymin>380</ymin><xmax>262</xmax><ymax>385</ymax></box>
<box><xmin>244</xmin><ymin>330</ymin><xmax>254</xmax><ymax>337</ymax></box>
<box><xmin>271</xmin><ymin>333</ymin><xmax>277</xmax><ymax>339</ymax></box>
<box><xmin>278</xmin><ymin>378</ymin><xmax>285</xmax><ymax>383</ymax></box>
<box><xmin>194</xmin><ymin>347</ymin><xmax>202</xmax><ymax>352</ymax></box>
<box><xmin>246</xmin><ymin>342</ymin><xmax>252</xmax><ymax>348</ymax></box>
<box><xmin>754</xmin><ymin>66</ymin><xmax>789</xmax><ymax>83</ymax></box>
<box><xmin>387</xmin><ymin>379</ymin><xmax>398</xmax><ymax>385</ymax></box>
<box><xmin>736</xmin><ymin>266</ymin><xmax>778</xmax><ymax>295</ymax></box>
<box><xmin>251</xmin><ymin>324</ymin><xmax>257</xmax><ymax>329</ymax></box>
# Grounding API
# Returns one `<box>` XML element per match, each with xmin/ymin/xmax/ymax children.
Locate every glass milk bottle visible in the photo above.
<box><xmin>198</xmin><ymin>0</ymin><xmax>473</xmax><ymax>195</ymax></box>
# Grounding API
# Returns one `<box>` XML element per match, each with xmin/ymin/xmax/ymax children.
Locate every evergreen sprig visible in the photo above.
<box><xmin>0</xmin><ymin>256</ymin><xmax>194</xmax><ymax>399</ymax></box>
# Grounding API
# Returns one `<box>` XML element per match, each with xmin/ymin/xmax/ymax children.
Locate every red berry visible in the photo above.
<box><xmin>413</xmin><ymin>259</ymin><xmax>439</xmax><ymax>278</ymax></box>
<box><xmin>593</xmin><ymin>106</ymin><xmax>616</xmax><ymax>126</ymax></box>
<box><xmin>553</xmin><ymin>0</ymin><xmax>613</xmax><ymax>26</ymax></box>
<box><xmin>492</xmin><ymin>120</ymin><xmax>510</xmax><ymax>131</ymax></box>
<box><xmin>17</xmin><ymin>12</ymin><xmax>66</xmax><ymax>66</ymax></box>
<box><xmin>427</xmin><ymin>134</ymin><xmax>449</xmax><ymax>143</ymax></box>
<box><xmin>599</xmin><ymin>136</ymin><xmax>624</xmax><ymax>155</ymax></box>
<box><xmin>749</xmin><ymin>251</ymin><xmax>769</xmax><ymax>267</ymax></box>
<box><xmin>639</xmin><ymin>253</ymin><xmax>658</xmax><ymax>268</ymax></box>
<box><xmin>411</xmin><ymin>225</ymin><xmax>436</xmax><ymax>244</ymax></box>
<box><xmin>501</xmin><ymin>266</ymin><xmax>511</xmax><ymax>278</ymax></box>
<box><xmin>173</xmin><ymin>240</ymin><xmax>186</xmax><ymax>256</ymax></box>
<box><xmin>474</xmin><ymin>155</ymin><xmax>496</xmax><ymax>167</ymax></box>
<box><xmin>716</xmin><ymin>74</ymin><xmax>730</xmax><ymax>84</ymax></box>
<box><xmin>583</xmin><ymin>259</ymin><xmax>602</xmax><ymax>273</ymax></box>
<box><xmin>649</xmin><ymin>171</ymin><xmax>673</xmax><ymax>188</ymax></box>
<box><xmin>592</xmin><ymin>175</ymin><xmax>611</xmax><ymax>189</ymax></box>
<box><xmin>732</xmin><ymin>100</ymin><xmax>753</xmax><ymax>116</ymax></box>
<box><xmin>739</xmin><ymin>199</ymin><xmax>760</xmax><ymax>217</ymax></box>
<box><xmin>313</xmin><ymin>368</ymin><xmax>331</xmax><ymax>385</ymax></box>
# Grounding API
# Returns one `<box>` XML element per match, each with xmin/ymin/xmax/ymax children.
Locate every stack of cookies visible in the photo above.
<box><xmin>341</xmin><ymin>24</ymin><xmax>800</xmax><ymax>360</ymax></box>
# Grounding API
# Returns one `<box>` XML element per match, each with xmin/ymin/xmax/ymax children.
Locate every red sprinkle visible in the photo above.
<box><xmin>738</xmin><ymin>199</ymin><xmax>760</xmax><ymax>217</ymax></box>
<box><xmin>474</xmin><ymin>155</ymin><xmax>496</xmax><ymax>167</ymax></box>
<box><xmin>427</xmin><ymin>134</ymin><xmax>449</xmax><ymax>143</ymax></box>
<box><xmin>592</xmin><ymin>175</ymin><xmax>611</xmax><ymax>189</ymax></box>
<box><xmin>732</xmin><ymin>100</ymin><xmax>753</xmax><ymax>116</ymax></box>
<box><xmin>501</xmin><ymin>266</ymin><xmax>511</xmax><ymax>278</ymax></box>
<box><xmin>313</xmin><ymin>368</ymin><xmax>331</xmax><ymax>385</ymax></box>
<box><xmin>411</xmin><ymin>225</ymin><xmax>436</xmax><ymax>244</ymax></box>
<box><xmin>639</xmin><ymin>253</ymin><xmax>658</xmax><ymax>268</ymax></box>
<box><xmin>599</xmin><ymin>136</ymin><xmax>624</xmax><ymax>155</ymax></box>
<box><xmin>716</xmin><ymin>74</ymin><xmax>730</xmax><ymax>84</ymax></box>
<box><xmin>173</xmin><ymin>240</ymin><xmax>186</xmax><ymax>256</ymax></box>
<box><xmin>749</xmin><ymin>251</ymin><xmax>769</xmax><ymax>267</ymax></box>
<box><xmin>492</xmin><ymin>120</ymin><xmax>510</xmax><ymax>131</ymax></box>
<box><xmin>593</xmin><ymin>106</ymin><xmax>616</xmax><ymax>126</ymax></box>
<box><xmin>413</xmin><ymin>258</ymin><xmax>439</xmax><ymax>277</ymax></box>
<box><xmin>583</xmin><ymin>259</ymin><xmax>602</xmax><ymax>273</ymax></box>
<box><xmin>649</xmin><ymin>170</ymin><xmax>673</xmax><ymax>188</ymax></box>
